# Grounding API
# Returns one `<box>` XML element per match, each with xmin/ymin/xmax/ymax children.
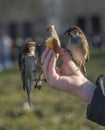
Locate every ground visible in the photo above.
<box><xmin>0</xmin><ymin>48</ymin><xmax>105</xmax><ymax>130</ymax></box>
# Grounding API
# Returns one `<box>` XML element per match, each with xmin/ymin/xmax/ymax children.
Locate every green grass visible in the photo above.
<box><xmin>0</xmin><ymin>48</ymin><xmax>105</xmax><ymax>130</ymax></box>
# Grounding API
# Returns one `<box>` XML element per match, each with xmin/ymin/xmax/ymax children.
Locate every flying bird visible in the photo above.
<box><xmin>18</xmin><ymin>41</ymin><xmax>38</xmax><ymax>106</ymax></box>
<box><xmin>64</xmin><ymin>26</ymin><xmax>90</xmax><ymax>75</ymax></box>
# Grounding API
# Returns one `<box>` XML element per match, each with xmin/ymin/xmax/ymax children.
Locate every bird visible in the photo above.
<box><xmin>45</xmin><ymin>25</ymin><xmax>61</xmax><ymax>53</ymax></box>
<box><xmin>18</xmin><ymin>41</ymin><xmax>39</xmax><ymax>106</ymax></box>
<box><xmin>64</xmin><ymin>26</ymin><xmax>90</xmax><ymax>75</ymax></box>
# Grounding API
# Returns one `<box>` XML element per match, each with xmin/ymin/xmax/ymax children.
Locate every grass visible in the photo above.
<box><xmin>0</xmin><ymin>48</ymin><xmax>105</xmax><ymax>130</ymax></box>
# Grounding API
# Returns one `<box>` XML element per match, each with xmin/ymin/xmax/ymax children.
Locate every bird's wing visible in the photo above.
<box><xmin>86</xmin><ymin>42</ymin><xmax>90</xmax><ymax>62</ymax></box>
<box><xmin>75</xmin><ymin>37</ymin><xmax>90</xmax><ymax>61</ymax></box>
<box><xmin>18</xmin><ymin>53</ymin><xmax>26</xmax><ymax>91</ymax></box>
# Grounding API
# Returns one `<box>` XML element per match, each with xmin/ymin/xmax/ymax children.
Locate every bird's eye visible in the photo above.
<box><xmin>76</xmin><ymin>31</ymin><xmax>81</xmax><ymax>36</ymax></box>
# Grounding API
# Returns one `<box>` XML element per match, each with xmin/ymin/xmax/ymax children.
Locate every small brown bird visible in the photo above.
<box><xmin>64</xmin><ymin>26</ymin><xmax>90</xmax><ymax>75</ymax></box>
<box><xmin>46</xmin><ymin>25</ymin><xmax>61</xmax><ymax>53</ymax></box>
<box><xmin>18</xmin><ymin>41</ymin><xmax>38</xmax><ymax>106</ymax></box>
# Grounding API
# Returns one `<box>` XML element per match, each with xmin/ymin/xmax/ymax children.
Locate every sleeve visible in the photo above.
<box><xmin>86</xmin><ymin>74</ymin><xmax>105</xmax><ymax>126</ymax></box>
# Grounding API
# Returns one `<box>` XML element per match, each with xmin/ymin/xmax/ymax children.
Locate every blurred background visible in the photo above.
<box><xmin>0</xmin><ymin>0</ymin><xmax>105</xmax><ymax>71</ymax></box>
<box><xmin>0</xmin><ymin>0</ymin><xmax>105</xmax><ymax>130</ymax></box>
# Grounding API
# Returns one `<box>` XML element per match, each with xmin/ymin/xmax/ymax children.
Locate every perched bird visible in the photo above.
<box><xmin>45</xmin><ymin>25</ymin><xmax>61</xmax><ymax>53</ymax></box>
<box><xmin>18</xmin><ymin>41</ymin><xmax>38</xmax><ymax>106</ymax></box>
<box><xmin>64</xmin><ymin>26</ymin><xmax>90</xmax><ymax>75</ymax></box>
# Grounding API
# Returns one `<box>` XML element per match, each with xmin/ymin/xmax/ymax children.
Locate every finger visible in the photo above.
<box><xmin>41</xmin><ymin>47</ymin><xmax>50</xmax><ymax>64</ymax></box>
<box><xmin>48</xmin><ymin>53</ymin><xmax>58</xmax><ymax>76</ymax></box>
<box><xmin>47</xmin><ymin>53</ymin><xmax>60</xmax><ymax>86</ymax></box>
<box><xmin>58</xmin><ymin>47</ymin><xmax>72</xmax><ymax>63</ymax></box>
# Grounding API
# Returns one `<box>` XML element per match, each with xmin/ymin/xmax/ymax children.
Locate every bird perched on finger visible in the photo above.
<box><xmin>45</xmin><ymin>25</ymin><xmax>61</xmax><ymax>53</ymax></box>
<box><xmin>64</xmin><ymin>26</ymin><xmax>90</xmax><ymax>75</ymax></box>
<box><xmin>18</xmin><ymin>41</ymin><xmax>40</xmax><ymax>106</ymax></box>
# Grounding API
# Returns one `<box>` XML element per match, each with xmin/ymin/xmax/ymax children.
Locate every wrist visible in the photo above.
<box><xmin>77</xmin><ymin>77</ymin><xmax>96</xmax><ymax>103</ymax></box>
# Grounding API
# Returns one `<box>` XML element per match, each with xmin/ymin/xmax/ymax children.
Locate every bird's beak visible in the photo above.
<box><xmin>63</xmin><ymin>30</ymin><xmax>69</xmax><ymax>35</ymax></box>
<box><xmin>64</xmin><ymin>26</ymin><xmax>73</xmax><ymax>35</ymax></box>
<box><xmin>47</xmin><ymin>26</ymin><xmax>52</xmax><ymax>31</ymax></box>
<box><xmin>64</xmin><ymin>29</ymin><xmax>73</xmax><ymax>38</ymax></box>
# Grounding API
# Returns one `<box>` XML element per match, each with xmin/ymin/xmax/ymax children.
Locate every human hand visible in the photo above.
<box><xmin>41</xmin><ymin>47</ymin><xmax>95</xmax><ymax>103</ymax></box>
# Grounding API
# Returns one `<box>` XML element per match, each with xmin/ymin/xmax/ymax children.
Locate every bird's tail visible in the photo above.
<box><xmin>27</xmin><ymin>90</ymin><xmax>31</xmax><ymax>107</ymax></box>
<box><xmin>81</xmin><ymin>65</ymin><xmax>87</xmax><ymax>75</ymax></box>
<box><xmin>26</xmin><ymin>82</ymin><xmax>32</xmax><ymax>107</ymax></box>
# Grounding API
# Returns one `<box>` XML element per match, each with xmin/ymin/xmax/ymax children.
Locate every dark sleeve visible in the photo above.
<box><xmin>86</xmin><ymin>74</ymin><xmax>105</xmax><ymax>126</ymax></box>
